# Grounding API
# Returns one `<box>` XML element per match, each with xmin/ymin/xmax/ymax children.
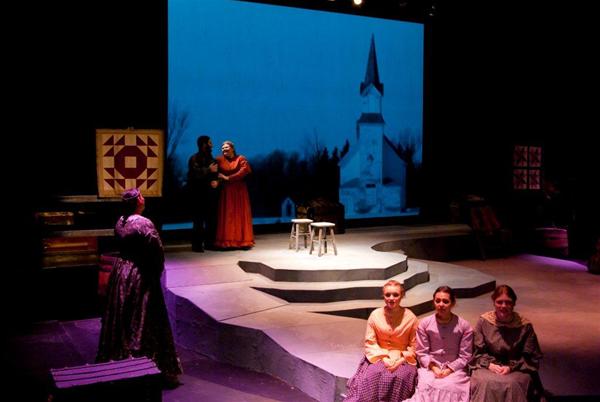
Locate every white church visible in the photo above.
<box><xmin>339</xmin><ymin>35</ymin><xmax>407</xmax><ymax>217</ymax></box>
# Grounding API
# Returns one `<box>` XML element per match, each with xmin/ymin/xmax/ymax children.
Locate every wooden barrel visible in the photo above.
<box><xmin>535</xmin><ymin>227</ymin><xmax>568</xmax><ymax>256</ymax></box>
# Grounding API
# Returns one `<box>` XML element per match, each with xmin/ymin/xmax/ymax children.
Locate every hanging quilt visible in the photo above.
<box><xmin>96</xmin><ymin>128</ymin><xmax>163</xmax><ymax>197</ymax></box>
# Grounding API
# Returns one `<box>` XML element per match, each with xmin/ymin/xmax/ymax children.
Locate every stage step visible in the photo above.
<box><xmin>238</xmin><ymin>257</ymin><xmax>408</xmax><ymax>282</ymax></box>
<box><xmin>293</xmin><ymin>266</ymin><xmax>495</xmax><ymax>319</ymax></box>
<box><xmin>247</xmin><ymin>259</ymin><xmax>429</xmax><ymax>303</ymax></box>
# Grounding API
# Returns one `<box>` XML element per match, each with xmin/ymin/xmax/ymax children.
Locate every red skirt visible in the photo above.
<box><xmin>214</xmin><ymin>180</ymin><xmax>254</xmax><ymax>248</ymax></box>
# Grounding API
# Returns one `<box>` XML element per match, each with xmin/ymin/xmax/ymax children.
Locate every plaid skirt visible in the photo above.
<box><xmin>344</xmin><ymin>357</ymin><xmax>417</xmax><ymax>401</ymax></box>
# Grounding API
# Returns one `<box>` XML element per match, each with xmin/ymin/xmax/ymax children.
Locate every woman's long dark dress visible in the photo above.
<box><xmin>469</xmin><ymin>312</ymin><xmax>544</xmax><ymax>402</ymax></box>
<box><xmin>97</xmin><ymin>214</ymin><xmax>182</xmax><ymax>377</ymax></box>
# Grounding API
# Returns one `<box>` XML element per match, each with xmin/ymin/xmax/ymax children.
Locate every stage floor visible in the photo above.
<box><xmin>163</xmin><ymin>224</ymin><xmax>495</xmax><ymax>402</ymax></box>
<box><xmin>7</xmin><ymin>225</ymin><xmax>598</xmax><ymax>401</ymax></box>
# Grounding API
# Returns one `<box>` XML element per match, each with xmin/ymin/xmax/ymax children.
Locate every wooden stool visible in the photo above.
<box><xmin>310</xmin><ymin>222</ymin><xmax>337</xmax><ymax>257</ymax></box>
<box><xmin>289</xmin><ymin>218</ymin><xmax>313</xmax><ymax>251</ymax></box>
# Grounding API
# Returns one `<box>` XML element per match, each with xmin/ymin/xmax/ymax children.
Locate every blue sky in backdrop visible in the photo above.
<box><xmin>169</xmin><ymin>0</ymin><xmax>424</xmax><ymax>167</ymax></box>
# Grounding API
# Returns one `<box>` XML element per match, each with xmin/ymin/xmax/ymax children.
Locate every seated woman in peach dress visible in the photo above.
<box><xmin>344</xmin><ymin>280</ymin><xmax>419</xmax><ymax>401</ymax></box>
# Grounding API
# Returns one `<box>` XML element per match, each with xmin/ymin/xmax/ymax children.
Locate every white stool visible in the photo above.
<box><xmin>289</xmin><ymin>218</ymin><xmax>313</xmax><ymax>251</ymax></box>
<box><xmin>310</xmin><ymin>222</ymin><xmax>337</xmax><ymax>257</ymax></box>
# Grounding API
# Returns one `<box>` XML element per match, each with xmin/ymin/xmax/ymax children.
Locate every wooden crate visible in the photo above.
<box><xmin>50</xmin><ymin>357</ymin><xmax>162</xmax><ymax>402</ymax></box>
<box><xmin>35</xmin><ymin>211</ymin><xmax>75</xmax><ymax>226</ymax></box>
<box><xmin>41</xmin><ymin>236</ymin><xmax>99</xmax><ymax>268</ymax></box>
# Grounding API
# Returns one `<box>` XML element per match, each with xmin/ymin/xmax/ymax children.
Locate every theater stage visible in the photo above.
<box><xmin>162</xmin><ymin>224</ymin><xmax>495</xmax><ymax>402</ymax></box>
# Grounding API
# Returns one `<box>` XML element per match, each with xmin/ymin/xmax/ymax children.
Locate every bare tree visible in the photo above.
<box><xmin>166</xmin><ymin>102</ymin><xmax>191</xmax><ymax>188</ymax></box>
<box><xmin>340</xmin><ymin>139</ymin><xmax>350</xmax><ymax>159</ymax></box>
<box><xmin>303</xmin><ymin>127</ymin><xmax>324</xmax><ymax>163</ymax></box>
<box><xmin>167</xmin><ymin>102</ymin><xmax>190</xmax><ymax>160</ymax></box>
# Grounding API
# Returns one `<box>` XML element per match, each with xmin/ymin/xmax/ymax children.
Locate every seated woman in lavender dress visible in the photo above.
<box><xmin>407</xmin><ymin>286</ymin><xmax>473</xmax><ymax>402</ymax></box>
<box><xmin>469</xmin><ymin>284</ymin><xmax>545</xmax><ymax>402</ymax></box>
<box><xmin>344</xmin><ymin>280</ymin><xmax>419</xmax><ymax>402</ymax></box>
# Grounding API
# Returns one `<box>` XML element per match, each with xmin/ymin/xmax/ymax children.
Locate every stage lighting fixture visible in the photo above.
<box><xmin>353</xmin><ymin>0</ymin><xmax>363</xmax><ymax>6</ymax></box>
<box><xmin>428</xmin><ymin>4</ymin><xmax>436</xmax><ymax>17</ymax></box>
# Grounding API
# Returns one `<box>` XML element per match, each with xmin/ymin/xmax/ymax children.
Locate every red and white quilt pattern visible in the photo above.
<box><xmin>96</xmin><ymin>129</ymin><xmax>163</xmax><ymax>197</ymax></box>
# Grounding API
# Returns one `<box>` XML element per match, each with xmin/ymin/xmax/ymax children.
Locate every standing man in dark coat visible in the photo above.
<box><xmin>187</xmin><ymin>135</ymin><xmax>219</xmax><ymax>252</ymax></box>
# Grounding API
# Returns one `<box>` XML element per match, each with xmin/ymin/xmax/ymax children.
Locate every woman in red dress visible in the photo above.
<box><xmin>214</xmin><ymin>140</ymin><xmax>255</xmax><ymax>249</ymax></box>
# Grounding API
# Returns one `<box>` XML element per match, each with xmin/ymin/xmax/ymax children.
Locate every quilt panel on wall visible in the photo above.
<box><xmin>96</xmin><ymin>128</ymin><xmax>163</xmax><ymax>197</ymax></box>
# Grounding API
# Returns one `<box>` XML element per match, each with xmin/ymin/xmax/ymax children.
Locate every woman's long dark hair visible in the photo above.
<box><xmin>433</xmin><ymin>285</ymin><xmax>456</xmax><ymax>303</ymax></box>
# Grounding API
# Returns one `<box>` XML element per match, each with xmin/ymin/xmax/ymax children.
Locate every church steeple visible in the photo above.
<box><xmin>355</xmin><ymin>34</ymin><xmax>385</xmax><ymax>187</ymax></box>
<box><xmin>360</xmin><ymin>34</ymin><xmax>384</xmax><ymax>96</ymax></box>
<box><xmin>340</xmin><ymin>34</ymin><xmax>408</xmax><ymax>216</ymax></box>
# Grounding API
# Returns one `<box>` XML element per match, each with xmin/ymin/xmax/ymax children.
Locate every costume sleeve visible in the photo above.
<box><xmin>143</xmin><ymin>220</ymin><xmax>165</xmax><ymax>277</ymax></box>
<box><xmin>227</xmin><ymin>157</ymin><xmax>252</xmax><ymax>181</ymax></box>
<box><xmin>469</xmin><ymin>318</ymin><xmax>496</xmax><ymax>372</ymax></box>
<box><xmin>508</xmin><ymin>324</ymin><xmax>542</xmax><ymax>373</ymax></box>
<box><xmin>188</xmin><ymin>155</ymin><xmax>212</xmax><ymax>181</ymax></box>
<box><xmin>364</xmin><ymin>315</ymin><xmax>388</xmax><ymax>363</ymax></box>
<box><xmin>415</xmin><ymin>320</ymin><xmax>432</xmax><ymax>369</ymax></box>
<box><xmin>402</xmin><ymin>317</ymin><xmax>418</xmax><ymax>366</ymax></box>
<box><xmin>448</xmin><ymin>320</ymin><xmax>474</xmax><ymax>372</ymax></box>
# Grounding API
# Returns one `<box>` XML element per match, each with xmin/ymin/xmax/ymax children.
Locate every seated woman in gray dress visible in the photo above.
<box><xmin>408</xmin><ymin>286</ymin><xmax>473</xmax><ymax>402</ymax></box>
<box><xmin>469</xmin><ymin>284</ymin><xmax>545</xmax><ymax>402</ymax></box>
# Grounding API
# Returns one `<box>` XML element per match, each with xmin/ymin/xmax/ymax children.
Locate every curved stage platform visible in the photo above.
<box><xmin>163</xmin><ymin>224</ymin><xmax>495</xmax><ymax>402</ymax></box>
